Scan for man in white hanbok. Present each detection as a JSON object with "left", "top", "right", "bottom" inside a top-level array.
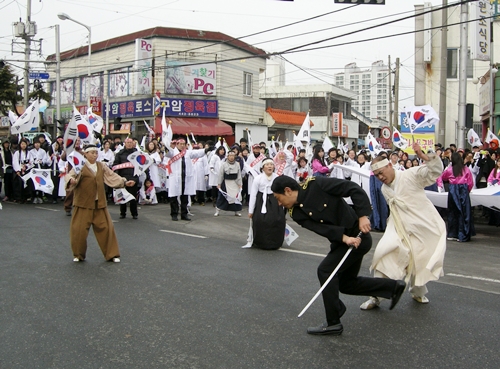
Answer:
[
  {"left": 361, "top": 143, "right": 446, "bottom": 309},
  {"left": 192, "top": 144, "right": 209, "bottom": 205},
  {"left": 165, "top": 138, "right": 210, "bottom": 221}
]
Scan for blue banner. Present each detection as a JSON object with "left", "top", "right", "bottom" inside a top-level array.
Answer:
[
  {"left": 104, "top": 98, "right": 154, "bottom": 119},
  {"left": 161, "top": 98, "right": 218, "bottom": 118}
]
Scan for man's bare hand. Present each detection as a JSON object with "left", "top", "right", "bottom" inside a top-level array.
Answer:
[{"left": 358, "top": 216, "right": 371, "bottom": 234}]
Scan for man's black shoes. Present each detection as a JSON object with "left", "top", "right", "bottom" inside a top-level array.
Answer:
[
  {"left": 119, "top": 214, "right": 126, "bottom": 219},
  {"left": 390, "top": 280, "right": 406, "bottom": 310},
  {"left": 132, "top": 215, "right": 138, "bottom": 220},
  {"left": 171, "top": 215, "right": 178, "bottom": 221},
  {"left": 307, "top": 322, "right": 343, "bottom": 336},
  {"left": 181, "top": 216, "right": 191, "bottom": 221}
]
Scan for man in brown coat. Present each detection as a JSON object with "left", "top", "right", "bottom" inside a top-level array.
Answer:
[{"left": 66, "top": 145, "right": 135, "bottom": 263}]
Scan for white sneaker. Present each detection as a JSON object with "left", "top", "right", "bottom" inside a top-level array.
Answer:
[
  {"left": 112, "top": 257, "right": 121, "bottom": 263},
  {"left": 411, "top": 294, "right": 429, "bottom": 304},
  {"left": 214, "top": 208, "right": 219, "bottom": 217},
  {"left": 73, "top": 258, "right": 80, "bottom": 262},
  {"left": 360, "top": 296, "right": 380, "bottom": 310},
  {"left": 446, "top": 237, "right": 459, "bottom": 241},
  {"left": 235, "top": 212, "right": 241, "bottom": 217}
]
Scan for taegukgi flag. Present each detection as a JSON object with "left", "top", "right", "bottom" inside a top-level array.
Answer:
[
  {"left": 127, "top": 152, "right": 153, "bottom": 176},
  {"left": 29, "top": 169, "right": 54, "bottom": 194},
  {"left": 467, "top": 128, "right": 482, "bottom": 147},
  {"left": 284, "top": 223, "right": 299, "bottom": 246},
  {"left": 10, "top": 99, "right": 40, "bottom": 134},
  {"left": 68, "top": 150, "right": 86, "bottom": 175},
  {"left": 406, "top": 105, "right": 439, "bottom": 133},
  {"left": 392, "top": 127, "right": 408, "bottom": 150},
  {"left": 113, "top": 188, "right": 135, "bottom": 204}
]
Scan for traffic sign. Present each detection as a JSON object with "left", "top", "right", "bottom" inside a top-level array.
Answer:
[
  {"left": 381, "top": 126, "right": 391, "bottom": 140},
  {"left": 29, "top": 72, "right": 49, "bottom": 79}
]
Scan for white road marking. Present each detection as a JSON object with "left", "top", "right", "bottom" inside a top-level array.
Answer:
[
  {"left": 280, "top": 248, "right": 326, "bottom": 257},
  {"left": 159, "top": 230, "right": 207, "bottom": 239},
  {"left": 35, "top": 207, "right": 60, "bottom": 212},
  {"left": 446, "top": 273, "right": 500, "bottom": 284}
]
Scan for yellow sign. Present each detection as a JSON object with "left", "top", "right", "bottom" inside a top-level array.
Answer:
[{"left": 401, "top": 133, "right": 436, "bottom": 154}]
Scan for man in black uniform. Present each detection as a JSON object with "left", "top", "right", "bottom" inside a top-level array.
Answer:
[
  {"left": 272, "top": 176, "right": 405, "bottom": 336},
  {"left": 112, "top": 138, "right": 139, "bottom": 219}
]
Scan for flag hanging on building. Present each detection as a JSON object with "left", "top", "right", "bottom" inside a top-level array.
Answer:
[{"left": 10, "top": 99, "right": 40, "bottom": 134}]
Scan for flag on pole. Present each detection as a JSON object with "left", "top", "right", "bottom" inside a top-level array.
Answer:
[
  {"left": 10, "top": 99, "right": 40, "bottom": 134},
  {"left": 186, "top": 133, "right": 192, "bottom": 149},
  {"left": 30, "top": 169, "right": 54, "bottom": 194},
  {"left": 296, "top": 112, "right": 311, "bottom": 144},
  {"left": 8, "top": 110, "right": 18, "bottom": 126},
  {"left": 113, "top": 187, "right": 136, "bottom": 204},
  {"left": 392, "top": 127, "right": 408, "bottom": 150},
  {"left": 218, "top": 188, "right": 242, "bottom": 205},
  {"left": 127, "top": 151, "right": 153, "bottom": 176},
  {"left": 86, "top": 106, "right": 103, "bottom": 133},
  {"left": 68, "top": 150, "right": 86, "bottom": 175},
  {"left": 284, "top": 223, "right": 299, "bottom": 246},
  {"left": 485, "top": 128, "right": 499, "bottom": 143},
  {"left": 269, "top": 136, "right": 277, "bottom": 159},
  {"left": 322, "top": 135, "right": 334, "bottom": 153},
  {"left": 246, "top": 128, "right": 254, "bottom": 148},
  {"left": 63, "top": 106, "right": 80, "bottom": 156},
  {"left": 144, "top": 120, "right": 156, "bottom": 138},
  {"left": 406, "top": 105, "right": 439, "bottom": 133},
  {"left": 366, "top": 132, "right": 382, "bottom": 156},
  {"left": 139, "top": 135, "right": 147, "bottom": 151},
  {"left": 467, "top": 128, "right": 482, "bottom": 147},
  {"left": 77, "top": 110, "right": 96, "bottom": 146},
  {"left": 223, "top": 138, "right": 230, "bottom": 154},
  {"left": 191, "top": 132, "right": 197, "bottom": 145},
  {"left": 161, "top": 106, "right": 172, "bottom": 146}
]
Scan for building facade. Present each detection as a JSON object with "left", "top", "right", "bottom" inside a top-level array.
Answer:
[
  {"left": 334, "top": 60, "right": 391, "bottom": 122},
  {"left": 45, "top": 27, "right": 268, "bottom": 143}
]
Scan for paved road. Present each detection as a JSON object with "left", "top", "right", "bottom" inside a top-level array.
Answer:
[{"left": 1, "top": 201, "right": 499, "bottom": 368}]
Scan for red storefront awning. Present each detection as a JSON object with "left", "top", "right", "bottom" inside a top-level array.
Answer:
[{"left": 154, "top": 117, "right": 233, "bottom": 136}]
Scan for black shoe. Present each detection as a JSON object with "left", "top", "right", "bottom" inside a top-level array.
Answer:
[
  {"left": 181, "top": 216, "right": 191, "bottom": 221},
  {"left": 132, "top": 215, "right": 138, "bottom": 220},
  {"left": 390, "top": 280, "right": 406, "bottom": 310},
  {"left": 119, "top": 214, "right": 126, "bottom": 219},
  {"left": 171, "top": 215, "right": 178, "bottom": 221},
  {"left": 66, "top": 210, "right": 71, "bottom": 216},
  {"left": 52, "top": 200, "right": 58, "bottom": 204},
  {"left": 307, "top": 322, "right": 343, "bottom": 336}
]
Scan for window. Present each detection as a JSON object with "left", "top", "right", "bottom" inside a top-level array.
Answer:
[
  {"left": 292, "top": 98, "right": 309, "bottom": 112},
  {"left": 243, "top": 72, "right": 253, "bottom": 96},
  {"left": 447, "top": 49, "right": 473, "bottom": 79}
]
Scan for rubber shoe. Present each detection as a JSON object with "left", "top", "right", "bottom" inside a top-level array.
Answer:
[
  {"left": 360, "top": 296, "right": 381, "bottom": 310},
  {"left": 235, "top": 212, "right": 242, "bottom": 217},
  {"left": 214, "top": 208, "right": 219, "bottom": 217},
  {"left": 411, "top": 294, "right": 429, "bottom": 304},
  {"left": 112, "top": 257, "right": 121, "bottom": 263}
]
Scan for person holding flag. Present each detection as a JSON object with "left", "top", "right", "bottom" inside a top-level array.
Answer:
[
  {"left": 214, "top": 151, "right": 243, "bottom": 217},
  {"left": 112, "top": 138, "right": 140, "bottom": 219},
  {"left": 66, "top": 144, "right": 136, "bottom": 263},
  {"left": 12, "top": 138, "right": 33, "bottom": 203}
]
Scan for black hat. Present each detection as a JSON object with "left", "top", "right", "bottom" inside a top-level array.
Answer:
[{"left": 434, "top": 143, "right": 443, "bottom": 148}]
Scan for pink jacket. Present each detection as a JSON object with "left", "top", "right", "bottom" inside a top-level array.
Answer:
[
  {"left": 311, "top": 158, "right": 330, "bottom": 174},
  {"left": 437, "top": 166, "right": 474, "bottom": 192},
  {"left": 487, "top": 168, "right": 500, "bottom": 185}
]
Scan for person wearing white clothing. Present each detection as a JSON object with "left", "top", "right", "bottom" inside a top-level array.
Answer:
[
  {"left": 247, "top": 158, "right": 285, "bottom": 250},
  {"left": 192, "top": 144, "right": 209, "bottom": 205},
  {"left": 208, "top": 146, "right": 226, "bottom": 206},
  {"left": 165, "top": 138, "right": 211, "bottom": 221}
]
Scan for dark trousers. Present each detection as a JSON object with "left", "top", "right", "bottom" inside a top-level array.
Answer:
[
  {"left": 119, "top": 183, "right": 138, "bottom": 216},
  {"left": 2, "top": 171, "right": 14, "bottom": 199},
  {"left": 13, "top": 174, "right": 33, "bottom": 202},
  {"left": 170, "top": 195, "right": 188, "bottom": 217},
  {"left": 318, "top": 233, "right": 397, "bottom": 325}
]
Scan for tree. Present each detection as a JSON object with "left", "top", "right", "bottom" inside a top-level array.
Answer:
[
  {"left": 0, "top": 64, "right": 23, "bottom": 116},
  {"left": 28, "top": 79, "right": 52, "bottom": 103}
]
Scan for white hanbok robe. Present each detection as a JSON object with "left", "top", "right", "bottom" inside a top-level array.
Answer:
[
  {"left": 139, "top": 186, "right": 158, "bottom": 205},
  {"left": 28, "top": 148, "right": 50, "bottom": 168},
  {"left": 370, "top": 155, "right": 446, "bottom": 288},
  {"left": 57, "top": 159, "right": 68, "bottom": 197},
  {"left": 243, "top": 153, "right": 264, "bottom": 193},
  {"left": 350, "top": 162, "right": 371, "bottom": 200},
  {"left": 98, "top": 149, "right": 115, "bottom": 168},
  {"left": 208, "top": 154, "right": 223, "bottom": 187},
  {"left": 165, "top": 148, "right": 207, "bottom": 197},
  {"left": 193, "top": 155, "right": 209, "bottom": 191},
  {"left": 147, "top": 151, "right": 162, "bottom": 188}
]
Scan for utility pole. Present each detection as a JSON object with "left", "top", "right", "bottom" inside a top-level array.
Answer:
[
  {"left": 55, "top": 24, "right": 61, "bottom": 138},
  {"left": 388, "top": 55, "right": 393, "bottom": 128},
  {"left": 23, "top": 0, "right": 32, "bottom": 108},
  {"left": 438, "top": 0, "right": 448, "bottom": 146},
  {"left": 457, "top": 2, "right": 468, "bottom": 149},
  {"left": 393, "top": 57, "right": 400, "bottom": 129}
]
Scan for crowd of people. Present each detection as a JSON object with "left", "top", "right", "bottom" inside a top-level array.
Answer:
[{"left": 2, "top": 131, "right": 499, "bottom": 336}]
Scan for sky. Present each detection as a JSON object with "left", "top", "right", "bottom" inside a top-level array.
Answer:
[{"left": 0, "top": 0, "right": 450, "bottom": 107}]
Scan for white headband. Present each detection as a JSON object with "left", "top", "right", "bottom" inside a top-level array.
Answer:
[
  {"left": 84, "top": 147, "right": 98, "bottom": 153},
  {"left": 370, "top": 158, "right": 389, "bottom": 171}
]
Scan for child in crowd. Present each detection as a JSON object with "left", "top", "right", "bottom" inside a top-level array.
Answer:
[{"left": 138, "top": 179, "right": 158, "bottom": 205}]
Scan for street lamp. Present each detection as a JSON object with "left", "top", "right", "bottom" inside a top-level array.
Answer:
[{"left": 57, "top": 12, "right": 91, "bottom": 109}]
